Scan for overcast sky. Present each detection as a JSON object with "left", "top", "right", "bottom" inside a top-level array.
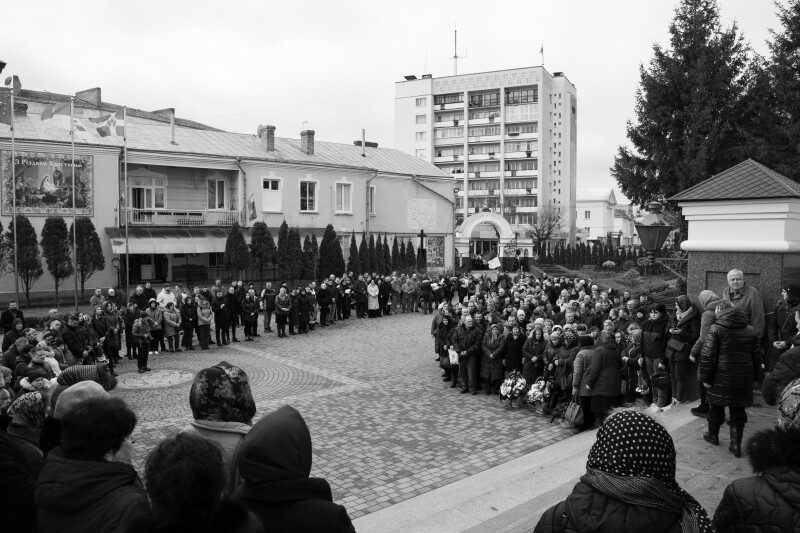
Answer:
[{"left": 2, "top": 0, "right": 781, "bottom": 204}]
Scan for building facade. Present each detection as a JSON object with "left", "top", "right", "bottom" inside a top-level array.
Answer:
[
  {"left": 575, "top": 188, "right": 638, "bottom": 246},
  {"left": 394, "top": 66, "right": 577, "bottom": 249},
  {"left": 0, "top": 80, "right": 454, "bottom": 300}
]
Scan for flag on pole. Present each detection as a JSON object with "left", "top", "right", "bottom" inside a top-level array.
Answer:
[
  {"left": 40, "top": 102, "right": 70, "bottom": 120},
  {"left": 89, "top": 111, "right": 124, "bottom": 137}
]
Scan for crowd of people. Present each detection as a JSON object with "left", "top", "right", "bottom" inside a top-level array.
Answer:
[{"left": 1, "top": 358, "right": 356, "bottom": 532}]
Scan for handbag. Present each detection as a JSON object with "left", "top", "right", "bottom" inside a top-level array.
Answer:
[
  {"left": 560, "top": 372, "right": 573, "bottom": 390},
  {"left": 666, "top": 337, "right": 685, "bottom": 352},
  {"left": 563, "top": 395, "right": 584, "bottom": 427},
  {"left": 448, "top": 348, "right": 460, "bottom": 367},
  {"left": 650, "top": 370, "right": 671, "bottom": 389},
  {"left": 621, "top": 378, "right": 629, "bottom": 396}
]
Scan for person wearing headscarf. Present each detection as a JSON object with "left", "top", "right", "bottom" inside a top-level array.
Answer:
[
  {"left": 690, "top": 290, "right": 722, "bottom": 418},
  {"left": 2, "top": 317, "right": 25, "bottom": 352},
  {"left": 182, "top": 361, "right": 256, "bottom": 491},
  {"left": 534, "top": 409, "right": 714, "bottom": 533},
  {"left": 274, "top": 287, "right": 292, "bottom": 338},
  {"left": 6, "top": 391, "right": 46, "bottom": 475},
  {"left": 571, "top": 335, "right": 597, "bottom": 433},
  {"left": 521, "top": 326, "right": 547, "bottom": 385},
  {"left": 481, "top": 322, "right": 507, "bottom": 395},
  {"left": 587, "top": 330, "right": 623, "bottom": 424},
  {"left": 712, "top": 377, "right": 800, "bottom": 532},
  {"left": 235, "top": 405, "right": 355, "bottom": 532}
]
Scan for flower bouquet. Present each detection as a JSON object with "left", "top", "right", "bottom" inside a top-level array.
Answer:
[
  {"left": 524, "top": 375, "right": 552, "bottom": 414},
  {"left": 500, "top": 371, "right": 527, "bottom": 408},
  {"left": 636, "top": 369, "right": 650, "bottom": 395}
]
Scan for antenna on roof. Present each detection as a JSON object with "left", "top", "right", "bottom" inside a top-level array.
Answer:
[
  {"left": 302, "top": 120, "right": 307, "bottom": 131},
  {"left": 451, "top": 24, "right": 467, "bottom": 76}
]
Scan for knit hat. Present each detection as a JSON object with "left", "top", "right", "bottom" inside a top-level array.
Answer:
[
  {"left": 0, "top": 365, "right": 11, "bottom": 380},
  {"left": 778, "top": 378, "right": 800, "bottom": 430},
  {"left": 785, "top": 283, "right": 800, "bottom": 300},
  {"left": 652, "top": 302, "right": 667, "bottom": 315},
  {"left": 26, "top": 367, "right": 49, "bottom": 382},
  {"left": 190, "top": 361, "right": 256, "bottom": 424}
]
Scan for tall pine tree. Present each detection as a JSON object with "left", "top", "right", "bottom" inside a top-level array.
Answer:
[
  {"left": 69, "top": 217, "right": 104, "bottom": 301},
  {"left": 405, "top": 240, "right": 416, "bottom": 274},
  {"left": 302, "top": 234, "right": 315, "bottom": 281},
  {"left": 40, "top": 216, "right": 73, "bottom": 306},
  {"left": 382, "top": 234, "right": 392, "bottom": 276},
  {"left": 249, "top": 221, "right": 276, "bottom": 283},
  {"left": 310, "top": 234, "right": 319, "bottom": 281},
  {"left": 391, "top": 235, "right": 401, "bottom": 273},
  {"left": 347, "top": 231, "right": 360, "bottom": 277},
  {"left": 224, "top": 222, "right": 249, "bottom": 281},
  {"left": 276, "top": 220, "right": 290, "bottom": 281},
  {"left": 8, "top": 215, "right": 43, "bottom": 306},
  {"left": 286, "top": 227, "right": 303, "bottom": 282},
  {"left": 318, "top": 224, "right": 345, "bottom": 279},
  {"left": 368, "top": 233, "right": 377, "bottom": 275},
  {"left": 375, "top": 233, "right": 386, "bottom": 276},
  {"left": 358, "top": 232, "right": 369, "bottom": 276},
  {"left": 611, "top": 0, "right": 753, "bottom": 206}
]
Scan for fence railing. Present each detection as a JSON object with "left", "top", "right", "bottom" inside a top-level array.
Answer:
[{"left": 124, "top": 208, "right": 242, "bottom": 227}]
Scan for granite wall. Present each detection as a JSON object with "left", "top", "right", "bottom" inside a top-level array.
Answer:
[{"left": 687, "top": 251, "right": 783, "bottom": 309}]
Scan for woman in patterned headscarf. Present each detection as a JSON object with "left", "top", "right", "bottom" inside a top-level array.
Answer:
[
  {"left": 6, "top": 391, "right": 47, "bottom": 473},
  {"left": 534, "top": 409, "right": 713, "bottom": 533},
  {"left": 182, "top": 361, "right": 256, "bottom": 493}
]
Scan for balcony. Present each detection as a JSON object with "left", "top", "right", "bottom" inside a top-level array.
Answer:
[
  {"left": 468, "top": 135, "right": 501, "bottom": 143},
  {"left": 124, "top": 208, "right": 243, "bottom": 227},
  {"left": 514, "top": 169, "right": 538, "bottom": 177},
  {"left": 505, "top": 131, "right": 537, "bottom": 140},
  {"left": 505, "top": 150, "right": 538, "bottom": 159},
  {"left": 434, "top": 137, "right": 464, "bottom": 147}
]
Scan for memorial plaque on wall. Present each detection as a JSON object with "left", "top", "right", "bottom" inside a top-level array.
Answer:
[{"left": 426, "top": 236, "right": 445, "bottom": 268}]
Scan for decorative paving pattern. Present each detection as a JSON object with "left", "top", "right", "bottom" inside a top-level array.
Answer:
[
  {"left": 111, "top": 315, "right": 573, "bottom": 519},
  {"left": 115, "top": 369, "right": 196, "bottom": 389}
]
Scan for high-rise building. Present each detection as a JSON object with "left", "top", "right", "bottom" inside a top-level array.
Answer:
[{"left": 395, "top": 66, "right": 577, "bottom": 248}]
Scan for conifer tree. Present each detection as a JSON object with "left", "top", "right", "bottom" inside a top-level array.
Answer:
[
  {"left": 358, "top": 232, "right": 369, "bottom": 276},
  {"left": 375, "top": 233, "right": 385, "bottom": 276},
  {"left": 391, "top": 235, "right": 401, "bottom": 272},
  {"left": 286, "top": 227, "right": 302, "bottom": 282},
  {"left": 8, "top": 215, "right": 43, "bottom": 306},
  {"left": 223, "top": 222, "right": 249, "bottom": 281},
  {"left": 41, "top": 216, "right": 73, "bottom": 306},
  {"left": 347, "top": 231, "right": 360, "bottom": 278},
  {"left": 69, "top": 217, "right": 104, "bottom": 301},
  {"left": 368, "top": 233, "right": 378, "bottom": 275},
  {"left": 249, "top": 221, "right": 276, "bottom": 284},
  {"left": 405, "top": 240, "right": 416, "bottom": 274},
  {"left": 302, "top": 234, "right": 315, "bottom": 281},
  {"left": 276, "top": 220, "right": 290, "bottom": 281},
  {"left": 382, "top": 234, "right": 392, "bottom": 276}
]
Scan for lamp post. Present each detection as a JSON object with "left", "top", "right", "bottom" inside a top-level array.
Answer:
[
  {"left": 112, "top": 257, "right": 120, "bottom": 290},
  {"left": 634, "top": 202, "right": 673, "bottom": 265}
]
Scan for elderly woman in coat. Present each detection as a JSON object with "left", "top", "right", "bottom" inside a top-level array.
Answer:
[
  {"left": 481, "top": 323, "right": 506, "bottom": 395},
  {"left": 162, "top": 301, "right": 180, "bottom": 352},
  {"left": 699, "top": 300, "right": 762, "bottom": 458},
  {"left": 665, "top": 295, "right": 700, "bottom": 405},
  {"left": 367, "top": 279, "right": 380, "bottom": 318},
  {"left": 571, "top": 335, "right": 596, "bottom": 432},
  {"left": 587, "top": 330, "right": 622, "bottom": 424}
]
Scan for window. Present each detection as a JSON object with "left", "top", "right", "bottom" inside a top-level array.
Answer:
[
  {"left": 434, "top": 93, "right": 464, "bottom": 105},
  {"left": 433, "top": 127, "right": 463, "bottom": 139},
  {"left": 505, "top": 104, "right": 537, "bottom": 122},
  {"left": 415, "top": 114, "right": 426, "bottom": 124},
  {"left": 261, "top": 178, "right": 282, "bottom": 212},
  {"left": 435, "top": 147, "right": 464, "bottom": 157},
  {"left": 415, "top": 149, "right": 427, "bottom": 159},
  {"left": 468, "top": 93, "right": 500, "bottom": 107},
  {"left": 521, "top": 123, "right": 538, "bottom": 133},
  {"left": 505, "top": 160, "right": 538, "bottom": 171},
  {"left": 300, "top": 181, "right": 316, "bottom": 212},
  {"left": 415, "top": 97, "right": 427, "bottom": 107},
  {"left": 506, "top": 87, "right": 538, "bottom": 104},
  {"left": 505, "top": 141, "right": 537, "bottom": 153},
  {"left": 435, "top": 112, "right": 463, "bottom": 122},
  {"left": 335, "top": 182, "right": 351, "bottom": 213},
  {"left": 584, "top": 210, "right": 591, "bottom": 219},
  {"left": 207, "top": 178, "right": 225, "bottom": 209},
  {"left": 129, "top": 176, "right": 165, "bottom": 209},
  {"left": 415, "top": 132, "right": 426, "bottom": 141},
  {"left": 208, "top": 252, "right": 224, "bottom": 267},
  {"left": 467, "top": 144, "right": 500, "bottom": 155},
  {"left": 369, "top": 186, "right": 376, "bottom": 215},
  {"left": 467, "top": 125, "right": 500, "bottom": 136}
]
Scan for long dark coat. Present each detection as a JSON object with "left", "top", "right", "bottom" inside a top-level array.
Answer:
[{"left": 504, "top": 332, "right": 527, "bottom": 373}]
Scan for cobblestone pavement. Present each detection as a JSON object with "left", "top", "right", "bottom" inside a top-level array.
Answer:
[{"left": 111, "top": 313, "right": 572, "bottom": 519}]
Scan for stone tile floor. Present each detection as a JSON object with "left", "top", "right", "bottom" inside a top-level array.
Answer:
[{"left": 111, "top": 313, "right": 572, "bottom": 519}]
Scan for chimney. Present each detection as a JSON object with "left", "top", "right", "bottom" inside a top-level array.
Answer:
[
  {"left": 76, "top": 87, "right": 101, "bottom": 107},
  {"left": 300, "top": 129, "right": 315, "bottom": 155},
  {"left": 258, "top": 124, "right": 276, "bottom": 151},
  {"left": 153, "top": 108, "right": 176, "bottom": 144}
]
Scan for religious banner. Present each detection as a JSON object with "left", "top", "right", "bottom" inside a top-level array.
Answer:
[
  {"left": 425, "top": 236, "right": 445, "bottom": 268},
  {"left": 0, "top": 151, "right": 94, "bottom": 216}
]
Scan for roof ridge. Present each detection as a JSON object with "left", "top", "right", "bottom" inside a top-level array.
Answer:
[{"left": 750, "top": 159, "right": 800, "bottom": 196}]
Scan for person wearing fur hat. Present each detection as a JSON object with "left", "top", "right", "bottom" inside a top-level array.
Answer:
[
  {"left": 766, "top": 283, "right": 800, "bottom": 370},
  {"left": 699, "top": 300, "right": 763, "bottom": 458},
  {"left": 712, "top": 378, "right": 800, "bottom": 532}
]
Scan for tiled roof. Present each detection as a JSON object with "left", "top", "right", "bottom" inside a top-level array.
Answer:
[
  {"left": 576, "top": 188, "right": 616, "bottom": 203},
  {"left": 669, "top": 159, "right": 800, "bottom": 201},
  {"left": 0, "top": 107, "right": 450, "bottom": 178}
]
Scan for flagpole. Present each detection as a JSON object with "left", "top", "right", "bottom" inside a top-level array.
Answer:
[
  {"left": 123, "top": 106, "right": 129, "bottom": 299},
  {"left": 9, "top": 80, "right": 19, "bottom": 306},
  {"left": 70, "top": 97, "right": 79, "bottom": 312}
]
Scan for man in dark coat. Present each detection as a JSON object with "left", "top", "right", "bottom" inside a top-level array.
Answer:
[
  {"left": 317, "top": 283, "right": 332, "bottom": 327},
  {"left": 0, "top": 301, "right": 24, "bottom": 334},
  {"left": 378, "top": 276, "right": 392, "bottom": 316},
  {"left": 142, "top": 281, "right": 157, "bottom": 302},
  {"left": 61, "top": 313, "right": 90, "bottom": 365},
  {"left": 235, "top": 405, "right": 355, "bottom": 532},
  {"left": 261, "top": 282, "right": 276, "bottom": 333},
  {"left": 353, "top": 276, "right": 368, "bottom": 318},
  {"left": 128, "top": 286, "right": 149, "bottom": 312},
  {"left": 700, "top": 301, "right": 762, "bottom": 458},
  {"left": 212, "top": 290, "right": 230, "bottom": 346},
  {"left": 225, "top": 287, "right": 240, "bottom": 342}
]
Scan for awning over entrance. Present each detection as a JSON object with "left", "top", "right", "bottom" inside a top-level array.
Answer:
[{"left": 105, "top": 227, "right": 232, "bottom": 254}]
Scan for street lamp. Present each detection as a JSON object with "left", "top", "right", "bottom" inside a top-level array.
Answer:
[{"left": 634, "top": 201, "right": 673, "bottom": 264}]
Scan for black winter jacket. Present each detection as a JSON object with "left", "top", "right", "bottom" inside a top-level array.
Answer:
[
  {"left": 699, "top": 307, "right": 762, "bottom": 407},
  {"left": 641, "top": 314, "right": 670, "bottom": 362},
  {"left": 451, "top": 324, "right": 481, "bottom": 358},
  {"left": 764, "top": 346, "right": 800, "bottom": 405},
  {"left": 713, "top": 427, "right": 800, "bottom": 533}
]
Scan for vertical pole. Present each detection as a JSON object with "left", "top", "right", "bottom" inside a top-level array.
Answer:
[
  {"left": 71, "top": 98, "right": 79, "bottom": 311},
  {"left": 124, "top": 106, "right": 129, "bottom": 298},
  {"left": 9, "top": 84, "right": 19, "bottom": 306}
]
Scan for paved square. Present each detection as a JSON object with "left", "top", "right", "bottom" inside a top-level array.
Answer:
[{"left": 111, "top": 314, "right": 573, "bottom": 519}]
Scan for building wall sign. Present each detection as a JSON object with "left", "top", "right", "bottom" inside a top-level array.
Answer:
[
  {"left": 1, "top": 151, "right": 94, "bottom": 216},
  {"left": 426, "top": 236, "right": 445, "bottom": 268},
  {"left": 407, "top": 198, "right": 436, "bottom": 230}
]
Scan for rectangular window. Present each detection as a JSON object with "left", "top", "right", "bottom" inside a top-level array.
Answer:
[
  {"left": 584, "top": 210, "right": 591, "bottom": 219},
  {"left": 369, "top": 186, "right": 376, "bottom": 215},
  {"left": 435, "top": 147, "right": 464, "bottom": 157},
  {"left": 207, "top": 178, "right": 225, "bottom": 209},
  {"left": 433, "top": 127, "right": 464, "bottom": 139},
  {"left": 130, "top": 176, "right": 166, "bottom": 209},
  {"left": 415, "top": 114, "right": 426, "bottom": 124},
  {"left": 435, "top": 112, "right": 463, "bottom": 122},
  {"left": 506, "top": 87, "right": 538, "bottom": 105},
  {"left": 300, "top": 181, "right": 316, "bottom": 212},
  {"left": 261, "top": 178, "right": 282, "bottom": 212},
  {"left": 335, "top": 182, "right": 351, "bottom": 213},
  {"left": 434, "top": 93, "right": 464, "bottom": 105},
  {"left": 467, "top": 125, "right": 500, "bottom": 136},
  {"left": 505, "top": 104, "right": 537, "bottom": 123},
  {"left": 521, "top": 123, "right": 538, "bottom": 133},
  {"left": 415, "top": 149, "right": 427, "bottom": 159},
  {"left": 415, "top": 131, "right": 426, "bottom": 141},
  {"left": 415, "top": 97, "right": 427, "bottom": 107}
]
